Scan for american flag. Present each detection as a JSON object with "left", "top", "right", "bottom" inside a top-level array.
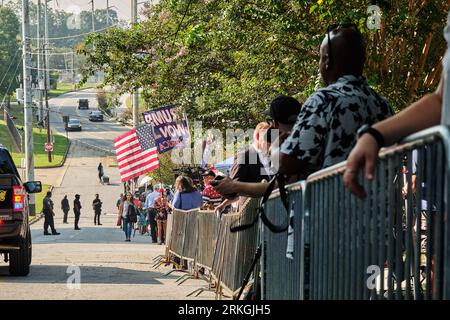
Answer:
[{"left": 114, "top": 124, "right": 159, "bottom": 182}]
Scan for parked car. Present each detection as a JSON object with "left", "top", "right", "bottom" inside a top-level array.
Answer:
[
  {"left": 78, "top": 99, "right": 89, "bottom": 110},
  {"left": 65, "top": 118, "right": 82, "bottom": 131},
  {"left": 89, "top": 110, "right": 104, "bottom": 122},
  {"left": 0, "top": 145, "right": 42, "bottom": 276}
]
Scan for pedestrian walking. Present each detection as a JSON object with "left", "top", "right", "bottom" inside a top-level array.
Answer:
[
  {"left": 74, "top": 194, "right": 82, "bottom": 230},
  {"left": 117, "top": 194, "right": 125, "bottom": 228},
  {"left": 98, "top": 162, "right": 104, "bottom": 184},
  {"left": 61, "top": 195, "right": 70, "bottom": 224},
  {"left": 43, "top": 191, "right": 60, "bottom": 235},
  {"left": 154, "top": 190, "right": 170, "bottom": 245},
  {"left": 116, "top": 194, "right": 123, "bottom": 210},
  {"left": 143, "top": 186, "right": 160, "bottom": 243},
  {"left": 120, "top": 192, "right": 137, "bottom": 241},
  {"left": 93, "top": 194, "right": 103, "bottom": 225}
]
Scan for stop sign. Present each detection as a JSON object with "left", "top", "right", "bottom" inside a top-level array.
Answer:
[{"left": 44, "top": 143, "right": 53, "bottom": 152}]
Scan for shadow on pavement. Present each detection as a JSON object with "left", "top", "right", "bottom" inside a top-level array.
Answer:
[
  {"left": 30, "top": 226, "right": 156, "bottom": 245},
  {"left": 0, "top": 264, "right": 176, "bottom": 284}
]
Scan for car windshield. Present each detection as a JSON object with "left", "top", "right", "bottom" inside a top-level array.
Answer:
[
  {"left": 92, "top": 111, "right": 102, "bottom": 115},
  {"left": 0, "top": 148, "right": 20, "bottom": 176},
  {"left": 69, "top": 119, "right": 80, "bottom": 124}
]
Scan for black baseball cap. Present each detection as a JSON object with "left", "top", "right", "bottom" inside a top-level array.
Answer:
[{"left": 263, "top": 95, "right": 302, "bottom": 124}]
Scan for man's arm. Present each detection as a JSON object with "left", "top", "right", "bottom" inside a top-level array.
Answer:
[{"left": 214, "top": 177, "right": 270, "bottom": 198}]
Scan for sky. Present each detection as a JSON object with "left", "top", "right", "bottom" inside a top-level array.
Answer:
[{"left": 4, "top": 0, "right": 156, "bottom": 21}]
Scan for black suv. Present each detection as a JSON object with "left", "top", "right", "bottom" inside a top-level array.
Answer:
[
  {"left": 78, "top": 99, "right": 89, "bottom": 110},
  {"left": 0, "top": 146, "right": 42, "bottom": 276}
]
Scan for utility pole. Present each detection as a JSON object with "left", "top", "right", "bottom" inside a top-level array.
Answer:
[
  {"left": 106, "top": 0, "right": 109, "bottom": 27},
  {"left": 21, "top": 0, "right": 36, "bottom": 215},
  {"left": 72, "top": 47, "right": 76, "bottom": 91},
  {"left": 90, "top": 0, "right": 95, "bottom": 32},
  {"left": 131, "top": 0, "right": 139, "bottom": 128},
  {"left": 36, "top": 0, "right": 44, "bottom": 123},
  {"left": 43, "top": 43, "right": 52, "bottom": 163},
  {"left": 44, "top": 0, "right": 50, "bottom": 89}
]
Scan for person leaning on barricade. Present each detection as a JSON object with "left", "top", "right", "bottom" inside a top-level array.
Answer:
[
  {"left": 171, "top": 176, "right": 203, "bottom": 210},
  {"left": 343, "top": 10, "right": 450, "bottom": 298},
  {"left": 213, "top": 24, "right": 393, "bottom": 197},
  {"left": 214, "top": 95, "right": 302, "bottom": 215},
  {"left": 201, "top": 170, "right": 223, "bottom": 210}
]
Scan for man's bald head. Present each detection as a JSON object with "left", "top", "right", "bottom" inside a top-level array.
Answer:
[{"left": 319, "top": 27, "right": 366, "bottom": 85}]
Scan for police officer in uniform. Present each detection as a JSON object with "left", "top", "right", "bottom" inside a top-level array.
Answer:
[
  {"left": 43, "top": 191, "right": 60, "bottom": 235},
  {"left": 74, "top": 194, "right": 82, "bottom": 230}
]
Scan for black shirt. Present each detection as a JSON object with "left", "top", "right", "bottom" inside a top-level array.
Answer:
[
  {"left": 74, "top": 199, "right": 82, "bottom": 213},
  {"left": 61, "top": 198, "right": 69, "bottom": 210},
  {"left": 93, "top": 198, "right": 102, "bottom": 212},
  {"left": 229, "top": 145, "right": 270, "bottom": 183}
]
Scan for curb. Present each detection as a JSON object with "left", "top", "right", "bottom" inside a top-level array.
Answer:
[
  {"left": 16, "top": 139, "right": 72, "bottom": 170},
  {"left": 35, "top": 139, "right": 72, "bottom": 169},
  {"left": 29, "top": 185, "right": 54, "bottom": 226}
]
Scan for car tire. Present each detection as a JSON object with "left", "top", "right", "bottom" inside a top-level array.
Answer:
[{"left": 9, "top": 229, "right": 31, "bottom": 276}]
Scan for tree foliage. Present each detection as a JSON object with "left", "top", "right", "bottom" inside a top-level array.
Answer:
[
  {"left": 80, "top": 0, "right": 450, "bottom": 131},
  {"left": 0, "top": 6, "right": 21, "bottom": 101}
]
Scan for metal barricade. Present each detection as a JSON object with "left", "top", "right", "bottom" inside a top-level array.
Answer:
[
  {"left": 306, "top": 125, "right": 450, "bottom": 300},
  {"left": 211, "top": 197, "right": 260, "bottom": 298},
  {"left": 261, "top": 181, "right": 307, "bottom": 300},
  {"left": 168, "top": 209, "right": 188, "bottom": 259},
  {"left": 196, "top": 210, "right": 219, "bottom": 270},
  {"left": 182, "top": 210, "right": 199, "bottom": 262}
]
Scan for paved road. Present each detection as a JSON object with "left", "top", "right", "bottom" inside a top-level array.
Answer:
[
  {"left": 49, "top": 89, "right": 130, "bottom": 153},
  {"left": 0, "top": 91, "right": 215, "bottom": 299}
]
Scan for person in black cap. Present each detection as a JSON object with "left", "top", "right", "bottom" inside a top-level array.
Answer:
[
  {"left": 214, "top": 95, "right": 302, "bottom": 214},
  {"left": 263, "top": 95, "right": 302, "bottom": 135},
  {"left": 73, "top": 194, "right": 82, "bottom": 230},
  {"left": 214, "top": 26, "right": 392, "bottom": 198}
]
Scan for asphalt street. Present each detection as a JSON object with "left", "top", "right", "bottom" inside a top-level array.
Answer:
[{"left": 0, "top": 91, "right": 215, "bottom": 300}]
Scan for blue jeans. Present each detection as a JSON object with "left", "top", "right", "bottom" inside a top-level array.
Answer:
[{"left": 122, "top": 218, "right": 132, "bottom": 239}]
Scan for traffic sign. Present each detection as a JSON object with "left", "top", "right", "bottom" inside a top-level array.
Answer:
[{"left": 44, "top": 143, "right": 53, "bottom": 152}]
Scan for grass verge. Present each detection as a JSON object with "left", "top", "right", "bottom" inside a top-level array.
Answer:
[{"left": 0, "top": 120, "right": 70, "bottom": 168}]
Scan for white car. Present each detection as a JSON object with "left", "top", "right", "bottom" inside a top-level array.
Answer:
[{"left": 65, "top": 118, "right": 82, "bottom": 131}]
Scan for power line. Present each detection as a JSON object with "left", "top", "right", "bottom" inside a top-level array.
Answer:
[
  {"left": 0, "top": 49, "right": 21, "bottom": 90},
  {"left": 26, "top": 50, "right": 75, "bottom": 56},
  {"left": 26, "top": 66, "right": 77, "bottom": 72},
  {"left": 25, "top": 24, "right": 119, "bottom": 41},
  {"left": 0, "top": 58, "right": 23, "bottom": 113}
]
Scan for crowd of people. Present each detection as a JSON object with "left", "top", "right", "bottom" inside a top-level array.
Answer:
[{"left": 41, "top": 13, "right": 450, "bottom": 258}]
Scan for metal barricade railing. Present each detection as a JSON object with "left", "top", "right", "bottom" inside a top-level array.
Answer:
[
  {"left": 196, "top": 210, "right": 219, "bottom": 270},
  {"left": 261, "top": 181, "right": 307, "bottom": 300},
  {"left": 307, "top": 125, "right": 450, "bottom": 300},
  {"left": 262, "top": 125, "right": 450, "bottom": 300},
  {"left": 211, "top": 197, "right": 260, "bottom": 298},
  {"left": 182, "top": 210, "right": 199, "bottom": 262},
  {"left": 168, "top": 208, "right": 193, "bottom": 260}
]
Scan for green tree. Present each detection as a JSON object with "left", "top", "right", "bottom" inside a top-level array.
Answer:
[
  {"left": 79, "top": 0, "right": 450, "bottom": 130},
  {"left": 0, "top": 6, "right": 21, "bottom": 104}
]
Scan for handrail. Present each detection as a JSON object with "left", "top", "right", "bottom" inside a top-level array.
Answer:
[{"left": 307, "top": 125, "right": 450, "bottom": 182}]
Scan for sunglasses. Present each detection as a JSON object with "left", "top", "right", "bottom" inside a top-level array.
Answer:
[{"left": 326, "top": 23, "right": 358, "bottom": 69}]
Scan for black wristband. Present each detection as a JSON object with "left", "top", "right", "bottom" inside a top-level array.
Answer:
[{"left": 357, "top": 125, "right": 385, "bottom": 148}]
